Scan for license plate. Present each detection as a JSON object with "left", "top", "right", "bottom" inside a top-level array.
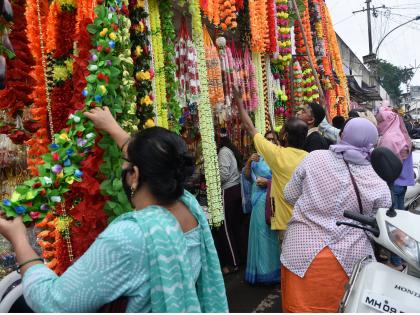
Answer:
[{"left": 362, "top": 290, "right": 414, "bottom": 313}]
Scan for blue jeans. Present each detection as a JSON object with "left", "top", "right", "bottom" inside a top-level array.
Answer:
[
  {"left": 390, "top": 185, "right": 407, "bottom": 266},
  {"left": 393, "top": 185, "right": 407, "bottom": 210}
]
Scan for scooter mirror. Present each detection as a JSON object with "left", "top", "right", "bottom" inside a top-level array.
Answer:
[{"left": 371, "top": 147, "right": 402, "bottom": 185}]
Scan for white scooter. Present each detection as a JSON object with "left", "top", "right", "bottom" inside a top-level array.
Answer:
[{"left": 338, "top": 147, "right": 420, "bottom": 313}]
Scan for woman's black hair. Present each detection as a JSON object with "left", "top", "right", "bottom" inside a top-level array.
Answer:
[
  {"left": 217, "top": 136, "right": 244, "bottom": 170},
  {"left": 127, "top": 127, "right": 195, "bottom": 205}
]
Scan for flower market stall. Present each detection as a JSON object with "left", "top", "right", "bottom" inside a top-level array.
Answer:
[{"left": 0, "top": 0, "right": 349, "bottom": 275}]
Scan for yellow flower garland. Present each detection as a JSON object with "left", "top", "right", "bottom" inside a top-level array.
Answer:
[
  {"left": 149, "top": 0, "right": 168, "bottom": 129},
  {"left": 188, "top": 0, "right": 224, "bottom": 227},
  {"left": 252, "top": 52, "right": 266, "bottom": 135}
]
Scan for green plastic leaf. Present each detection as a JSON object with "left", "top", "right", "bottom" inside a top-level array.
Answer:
[{"left": 87, "top": 24, "right": 100, "bottom": 34}]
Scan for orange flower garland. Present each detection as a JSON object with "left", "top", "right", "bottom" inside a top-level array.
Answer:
[
  {"left": 249, "top": 0, "right": 269, "bottom": 52},
  {"left": 203, "top": 26, "right": 225, "bottom": 106},
  {"left": 295, "top": 0, "right": 317, "bottom": 68},
  {"left": 25, "top": 0, "right": 50, "bottom": 176},
  {"left": 46, "top": 2, "right": 58, "bottom": 54},
  {"left": 323, "top": 2, "right": 349, "bottom": 117},
  {"left": 201, "top": 0, "right": 238, "bottom": 30}
]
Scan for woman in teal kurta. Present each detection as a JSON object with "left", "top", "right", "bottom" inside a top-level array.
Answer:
[{"left": 0, "top": 107, "right": 228, "bottom": 312}]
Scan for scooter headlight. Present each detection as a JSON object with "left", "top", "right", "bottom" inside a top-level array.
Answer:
[{"left": 386, "top": 222, "right": 420, "bottom": 266}]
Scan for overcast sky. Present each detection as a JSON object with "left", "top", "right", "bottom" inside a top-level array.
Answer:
[{"left": 325, "top": 0, "right": 420, "bottom": 87}]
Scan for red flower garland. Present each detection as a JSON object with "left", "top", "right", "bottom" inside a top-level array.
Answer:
[
  {"left": 0, "top": 0, "right": 35, "bottom": 118},
  {"left": 266, "top": 0, "right": 277, "bottom": 53},
  {"left": 64, "top": 5, "right": 108, "bottom": 269}
]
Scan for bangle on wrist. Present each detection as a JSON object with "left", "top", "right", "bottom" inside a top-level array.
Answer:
[
  {"left": 120, "top": 138, "right": 130, "bottom": 152},
  {"left": 17, "top": 258, "right": 43, "bottom": 273}
]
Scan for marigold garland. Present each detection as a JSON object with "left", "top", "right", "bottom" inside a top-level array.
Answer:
[
  {"left": 200, "top": 0, "right": 238, "bottom": 31},
  {"left": 149, "top": 0, "right": 168, "bottom": 129},
  {"left": 25, "top": 0, "right": 50, "bottom": 176},
  {"left": 188, "top": 0, "right": 224, "bottom": 226},
  {"left": 294, "top": 0, "right": 317, "bottom": 67},
  {"left": 248, "top": 0, "right": 269, "bottom": 53},
  {"left": 323, "top": 2, "right": 349, "bottom": 117},
  {"left": 203, "top": 26, "right": 224, "bottom": 107}
]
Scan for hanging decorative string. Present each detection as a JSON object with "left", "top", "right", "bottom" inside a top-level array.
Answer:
[
  {"left": 188, "top": 0, "right": 224, "bottom": 227},
  {"left": 144, "top": 0, "right": 158, "bottom": 124},
  {"left": 149, "top": 0, "right": 168, "bottom": 129},
  {"left": 252, "top": 52, "right": 266, "bottom": 135},
  {"left": 265, "top": 55, "right": 275, "bottom": 130}
]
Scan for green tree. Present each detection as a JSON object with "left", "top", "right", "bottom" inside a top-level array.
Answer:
[{"left": 376, "top": 59, "right": 414, "bottom": 103}]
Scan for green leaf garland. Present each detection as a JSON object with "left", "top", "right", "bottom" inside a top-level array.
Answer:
[
  {"left": 158, "top": 0, "right": 181, "bottom": 133},
  {"left": 0, "top": 0, "right": 137, "bottom": 221}
]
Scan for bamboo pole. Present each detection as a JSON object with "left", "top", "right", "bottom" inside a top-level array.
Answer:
[{"left": 291, "top": 0, "right": 326, "bottom": 109}]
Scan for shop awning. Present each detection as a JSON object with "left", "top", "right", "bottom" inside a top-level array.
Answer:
[{"left": 346, "top": 75, "right": 382, "bottom": 102}]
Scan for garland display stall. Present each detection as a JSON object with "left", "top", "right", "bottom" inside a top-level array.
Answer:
[{"left": 0, "top": 0, "right": 349, "bottom": 276}]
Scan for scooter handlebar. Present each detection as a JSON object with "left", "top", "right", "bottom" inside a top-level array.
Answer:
[{"left": 343, "top": 210, "right": 377, "bottom": 227}]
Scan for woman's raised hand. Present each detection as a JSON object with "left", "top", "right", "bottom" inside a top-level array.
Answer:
[{"left": 84, "top": 106, "right": 119, "bottom": 134}]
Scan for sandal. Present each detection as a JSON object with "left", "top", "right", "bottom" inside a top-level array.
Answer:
[{"left": 222, "top": 266, "right": 239, "bottom": 276}]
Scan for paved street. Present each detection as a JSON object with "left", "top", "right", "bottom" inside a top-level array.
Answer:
[{"left": 224, "top": 268, "right": 282, "bottom": 313}]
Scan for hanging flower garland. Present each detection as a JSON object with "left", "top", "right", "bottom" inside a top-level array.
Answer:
[
  {"left": 188, "top": 0, "right": 224, "bottom": 227},
  {"left": 243, "top": 48, "right": 258, "bottom": 111},
  {"left": 295, "top": 0, "right": 317, "bottom": 67},
  {"left": 309, "top": 0, "right": 333, "bottom": 96},
  {"left": 266, "top": 56, "right": 275, "bottom": 128},
  {"left": 25, "top": 0, "right": 50, "bottom": 176},
  {"left": 252, "top": 52, "right": 266, "bottom": 134},
  {"left": 129, "top": 0, "right": 155, "bottom": 130},
  {"left": 266, "top": 0, "right": 277, "bottom": 53},
  {"left": 0, "top": 0, "right": 36, "bottom": 144},
  {"left": 323, "top": 2, "right": 349, "bottom": 117},
  {"left": 203, "top": 26, "right": 224, "bottom": 108},
  {"left": 0, "top": 2, "right": 136, "bottom": 222},
  {"left": 293, "top": 60, "right": 304, "bottom": 107},
  {"left": 57, "top": 0, "right": 109, "bottom": 272},
  {"left": 33, "top": 0, "right": 78, "bottom": 274},
  {"left": 216, "top": 36, "right": 235, "bottom": 110},
  {"left": 273, "top": 0, "right": 292, "bottom": 70},
  {"left": 47, "top": 0, "right": 78, "bottom": 135},
  {"left": 175, "top": 18, "right": 200, "bottom": 108},
  {"left": 149, "top": 0, "right": 168, "bottom": 129},
  {"left": 248, "top": 0, "right": 269, "bottom": 53},
  {"left": 273, "top": 87, "right": 288, "bottom": 128},
  {"left": 318, "top": 0, "right": 336, "bottom": 112},
  {"left": 158, "top": 0, "right": 181, "bottom": 132},
  {"left": 300, "top": 58, "right": 320, "bottom": 103},
  {"left": 200, "top": 0, "right": 238, "bottom": 31}
]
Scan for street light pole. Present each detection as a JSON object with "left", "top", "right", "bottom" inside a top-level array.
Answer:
[{"left": 375, "top": 16, "right": 420, "bottom": 56}]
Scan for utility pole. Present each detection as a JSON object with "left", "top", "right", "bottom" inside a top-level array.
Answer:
[
  {"left": 352, "top": 2, "right": 387, "bottom": 64},
  {"left": 366, "top": 0, "right": 373, "bottom": 55}
]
